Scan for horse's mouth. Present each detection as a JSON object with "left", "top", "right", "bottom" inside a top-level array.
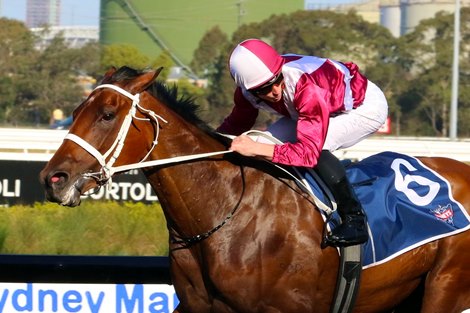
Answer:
[{"left": 45, "top": 175, "right": 93, "bottom": 207}]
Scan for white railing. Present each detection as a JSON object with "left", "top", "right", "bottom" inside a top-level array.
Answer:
[
  {"left": 333, "top": 136, "right": 470, "bottom": 163},
  {"left": 1, "top": 128, "right": 470, "bottom": 162},
  {"left": 0, "top": 128, "right": 67, "bottom": 161}
]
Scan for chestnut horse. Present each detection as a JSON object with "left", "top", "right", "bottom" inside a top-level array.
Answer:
[{"left": 40, "top": 66, "right": 470, "bottom": 313}]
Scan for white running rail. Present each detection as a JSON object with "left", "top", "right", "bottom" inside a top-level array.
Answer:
[{"left": 1, "top": 128, "right": 470, "bottom": 163}]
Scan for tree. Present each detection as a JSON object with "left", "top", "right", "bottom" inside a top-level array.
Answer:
[
  {"left": 0, "top": 18, "right": 38, "bottom": 122},
  {"left": 101, "top": 44, "right": 151, "bottom": 72},
  {"left": 204, "top": 51, "right": 236, "bottom": 127},
  {"left": 0, "top": 18, "right": 103, "bottom": 126},
  {"left": 69, "top": 41, "right": 101, "bottom": 77},
  {"left": 0, "top": 18, "right": 37, "bottom": 74},
  {"left": 190, "top": 26, "right": 229, "bottom": 78},
  {"left": 398, "top": 8, "right": 470, "bottom": 137},
  {"left": 151, "top": 50, "right": 175, "bottom": 81},
  {"left": 9, "top": 35, "right": 85, "bottom": 125}
]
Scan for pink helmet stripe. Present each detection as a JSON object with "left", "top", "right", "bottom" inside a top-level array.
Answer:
[
  {"left": 240, "top": 40, "right": 283, "bottom": 77},
  {"left": 229, "top": 39, "right": 284, "bottom": 90}
]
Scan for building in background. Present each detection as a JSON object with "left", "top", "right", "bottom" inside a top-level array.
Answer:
[
  {"left": 31, "top": 25, "right": 99, "bottom": 49},
  {"left": 306, "top": 0, "right": 470, "bottom": 37},
  {"left": 305, "top": 0, "right": 380, "bottom": 24},
  {"left": 382, "top": 0, "right": 470, "bottom": 36},
  {"left": 26, "top": 0, "right": 61, "bottom": 28}
]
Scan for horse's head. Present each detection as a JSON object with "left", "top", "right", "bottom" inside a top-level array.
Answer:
[{"left": 40, "top": 66, "right": 165, "bottom": 206}]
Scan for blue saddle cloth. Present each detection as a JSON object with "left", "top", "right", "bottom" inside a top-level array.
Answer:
[{"left": 300, "top": 151, "right": 470, "bottom": 268}]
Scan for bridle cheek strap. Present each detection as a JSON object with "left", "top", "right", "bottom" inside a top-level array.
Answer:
[{"left": 63, "top": 84, "right": 163, "bottom": 186}]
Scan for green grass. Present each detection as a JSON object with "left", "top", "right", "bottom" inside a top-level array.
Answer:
[{"left": 0, "top": 201, "right": 169, "bottom": 256}]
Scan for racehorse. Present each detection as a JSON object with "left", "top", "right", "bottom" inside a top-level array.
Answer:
[{"left": 40, "top": 66, "right": 470, "bottom": 313}]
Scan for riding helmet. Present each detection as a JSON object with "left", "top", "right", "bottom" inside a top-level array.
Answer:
[{"left": 229, "top": 39, "right": 285, "bottom": 90}]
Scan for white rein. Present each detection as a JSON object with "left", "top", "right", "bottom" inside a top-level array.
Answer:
[
  {"left": 64, "top": 83, "right": 331, "bottom": 213},
  {"left": 64, "top": 84, "right": 232, "bottom": 186}
]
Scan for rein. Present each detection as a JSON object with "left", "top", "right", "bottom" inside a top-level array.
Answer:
[
  {"left": 63, "top": 83, "right": 329, "bottom": 247},
  {"left": 171, "top": 164, "right": 246, "bottom": 248},
  {"left": 65, "top": 84, "right": 232, "bottom": 186}
]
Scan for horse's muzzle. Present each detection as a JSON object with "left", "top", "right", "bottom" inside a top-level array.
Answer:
[{"left": 40, "top": 170, "right": 88, "bottom": 207}]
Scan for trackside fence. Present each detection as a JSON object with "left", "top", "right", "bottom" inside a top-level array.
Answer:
[{"left": 1, "top": 127, "right": 470, "bottom": 162}]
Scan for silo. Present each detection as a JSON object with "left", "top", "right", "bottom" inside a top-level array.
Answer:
[
  {"left": 380, "top": 0, "right": 401, "bottom": 37},
  {"left": 400, "top": 0, "right": 455, "bottom": 35}
]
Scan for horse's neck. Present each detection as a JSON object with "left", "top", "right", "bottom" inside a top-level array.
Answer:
[
  {"left": 149, "top": 159, "right": 242, "bottom": 238},
  {"left": 145, "top": 119, "right": 241, "bottom": 239}
]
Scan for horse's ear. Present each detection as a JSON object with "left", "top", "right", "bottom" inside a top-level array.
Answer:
[
  {"left": 105, "top": 66, "right": 117, "bottom": 77},
  {"left": 129, "top": 67, "right": 164, "bottom": 92},
  {"left": 154, "top": 67, "right": 163, "bottom": 78},
  {"left": 101, "top": 67, "right": 117, "bottom": 84}
]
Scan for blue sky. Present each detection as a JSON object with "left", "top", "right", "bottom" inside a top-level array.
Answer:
[{"left": 1, "top": 0, "right": 100, "bottom": 26}]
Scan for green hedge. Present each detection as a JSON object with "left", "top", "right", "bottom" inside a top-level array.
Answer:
[{"left": 0, "top": 201, "right": 168, "bottom": 256}]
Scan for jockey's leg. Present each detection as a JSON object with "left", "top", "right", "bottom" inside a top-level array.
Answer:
[{"left": 315, "top": 150, "right": 368, "bottom": 247}]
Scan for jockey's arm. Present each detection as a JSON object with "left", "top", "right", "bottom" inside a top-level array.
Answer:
[{"left": 230, "top": 135, "right": 274, "bottom": 161}]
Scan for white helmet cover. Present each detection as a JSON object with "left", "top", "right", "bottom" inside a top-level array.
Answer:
[{"left": 229, "top": 39, "right": 284, "bottom": 90}]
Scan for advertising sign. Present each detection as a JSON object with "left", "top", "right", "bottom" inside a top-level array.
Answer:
[
  {"left": 0, "top": 283, "right": 178, "bottom": 313},
  {"left": 0, "top": 161, "right": 157, "bottom": 206}
]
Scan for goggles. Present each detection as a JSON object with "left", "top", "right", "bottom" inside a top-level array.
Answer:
[{"left": 249, "top": 73, "right": 284, "bottom": 96}]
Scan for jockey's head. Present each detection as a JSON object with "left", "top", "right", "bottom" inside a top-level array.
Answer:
[{"left": 229, "top": 39, "right": 285, "bottom": 93}]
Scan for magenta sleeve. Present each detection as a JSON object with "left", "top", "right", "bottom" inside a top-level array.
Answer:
[
  {"left": 272, "top": 77, "right": 330, "bottom": 167},
  {"left": 216, "top": 88, "right": 259, "bottom": 135}
]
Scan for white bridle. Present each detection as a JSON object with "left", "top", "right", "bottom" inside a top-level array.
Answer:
[
  {"left": 64, "top": 83, "right": 232, "bottom": 186},
  {"left": 63, "top": 83, "right": 333, "bottom": 214}
]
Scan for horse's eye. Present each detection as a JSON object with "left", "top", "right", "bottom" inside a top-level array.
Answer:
[{"left": 102, "top": 112, "right": 115, "bottom": 121}]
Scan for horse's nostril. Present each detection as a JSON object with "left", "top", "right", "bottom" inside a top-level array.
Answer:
[{"left": 49, "top": 172, "right": 68, "bottom": 186}]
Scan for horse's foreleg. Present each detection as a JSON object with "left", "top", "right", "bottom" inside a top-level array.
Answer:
[{"left": 170, "top": 248, "right": 213, "bottom": 313}]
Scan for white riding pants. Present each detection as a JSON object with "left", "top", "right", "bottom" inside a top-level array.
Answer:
[{"left": 258, "top": 81, "right": 388, "bottom": 151}]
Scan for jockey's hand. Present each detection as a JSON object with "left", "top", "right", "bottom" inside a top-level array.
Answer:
[{"left": 230, "top": 135, "right": 274, "bottom": 161}]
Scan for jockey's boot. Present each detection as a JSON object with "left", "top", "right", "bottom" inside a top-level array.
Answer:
[{"left": 315, "top": 150, "right": 368, "bottom": 247}]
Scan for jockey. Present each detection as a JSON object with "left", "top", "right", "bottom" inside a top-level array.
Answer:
[{"left": 217, "top": 38, "right": 389, "bottom": 247}]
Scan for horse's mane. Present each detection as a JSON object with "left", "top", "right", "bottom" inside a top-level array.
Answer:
[
  {"left": 107, "top": 66, "right": 291, "bottom": 178},
  {"left": 108, "top": 66, "right": 211, "bottom": 132}
]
